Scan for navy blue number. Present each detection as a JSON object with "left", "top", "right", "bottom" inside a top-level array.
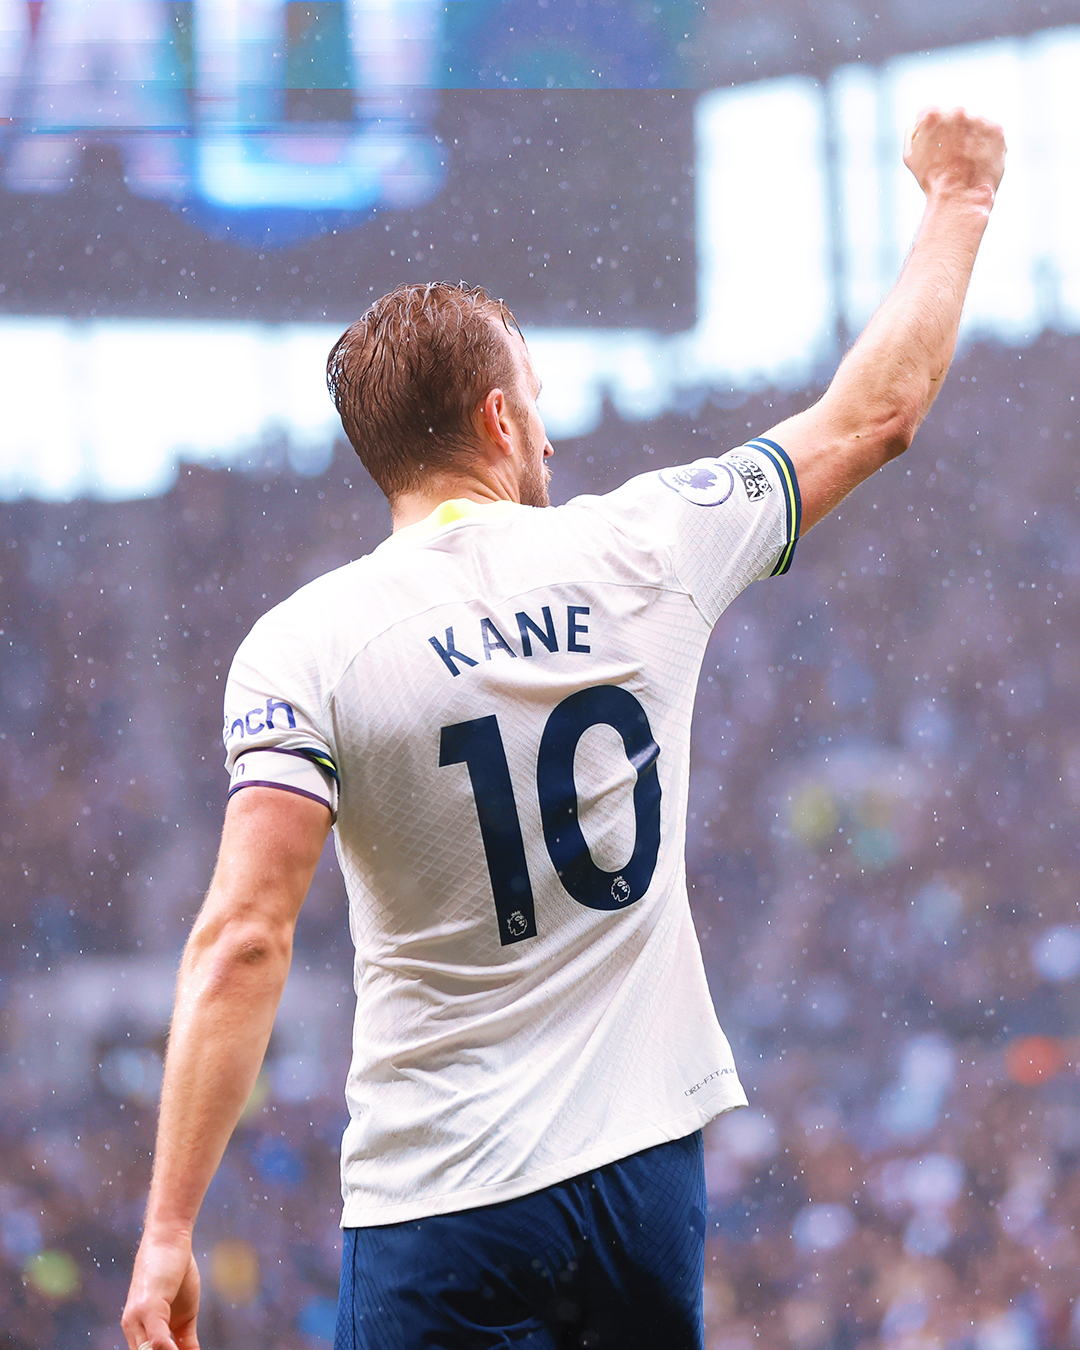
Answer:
[
  {"left": 537, "top": 686, "right": 661, "bottom": 911},
  {"left": 439, "top": 716, "right": 537, "bottom": 945},
  {"left": 440, "top": 687, "right": 661, "bottom": 942}
]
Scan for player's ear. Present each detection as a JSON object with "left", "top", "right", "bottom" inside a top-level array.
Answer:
[{"left": 480, "top": 388, "right": 514, "bottom": 457}]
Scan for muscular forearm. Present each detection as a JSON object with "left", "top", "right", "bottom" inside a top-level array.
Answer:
[
  {"left": 142, "top": 915, "right": 293, "bottom": 1240},
  {"left": 122, "top": 901, "right": 298, "bottom": 1350},
  {"left": 123, "top": 787, "right": 329, "bottom": 1350},
  {"left": 766, "top": 107, "right": 1005, "bottom": 532},
  {"left": 821, "top": 184, "right": 993, "bottom": 454}
]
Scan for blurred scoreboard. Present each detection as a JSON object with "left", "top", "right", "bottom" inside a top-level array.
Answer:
[{"left": 0, "top": 0, "right": 444, "bottom": 225}]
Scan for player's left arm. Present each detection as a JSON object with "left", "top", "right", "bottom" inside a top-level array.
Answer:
[
  {"left": 121, "top": 786, "right": 330, "bottom": 1350},
  {"left": 763, "top": 106, "right": 1006, "bottom": 532}
]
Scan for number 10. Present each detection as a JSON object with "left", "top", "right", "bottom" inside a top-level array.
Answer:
[{"left": 439, "top": 685, "right": 662, "bottom": 945}]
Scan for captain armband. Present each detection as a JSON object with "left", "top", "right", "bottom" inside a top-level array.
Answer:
[{"left": 228, "top": 747, "right": 339, "bottom": 820}]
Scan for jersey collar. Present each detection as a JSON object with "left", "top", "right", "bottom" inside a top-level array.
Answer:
[{"left": 389, "top": 498, "right": 523, "bottom": 544}]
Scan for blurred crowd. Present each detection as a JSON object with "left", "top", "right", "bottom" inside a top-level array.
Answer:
[{"left": 1, "top": 333, "right": 1078, "bottom": 1348}]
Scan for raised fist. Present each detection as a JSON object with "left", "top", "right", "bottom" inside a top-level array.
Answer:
[{"left": 904, "top": 106, "right": 1006, "bottom": 203}]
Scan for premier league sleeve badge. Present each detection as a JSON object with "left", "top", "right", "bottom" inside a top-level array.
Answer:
[{"left": 658, "top": 459, "right": 735, "bottom": 506}]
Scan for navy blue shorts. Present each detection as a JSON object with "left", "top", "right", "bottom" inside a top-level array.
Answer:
[{"left": 334, "top": 1131, "right": 706, "bottom": 1349}]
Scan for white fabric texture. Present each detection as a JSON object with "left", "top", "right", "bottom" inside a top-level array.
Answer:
[{"left": 222, "top": 439, "right": 800, "bottom": 1227}]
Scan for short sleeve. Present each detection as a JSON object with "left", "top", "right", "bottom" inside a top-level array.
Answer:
[
  {"left": 222, "top": 610, "right": 339, "bottom": 819},
  {"left": 593, "top": 437, "right": 800, "bottom": 629}
]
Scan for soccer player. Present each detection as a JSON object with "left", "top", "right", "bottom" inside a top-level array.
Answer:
[{"left": 123, "top": 107, "right": 1004, "bottom": 1350}]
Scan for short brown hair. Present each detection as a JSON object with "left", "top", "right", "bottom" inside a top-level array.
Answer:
[{"left": 326, "top": 281, "right": 523, "bottom": 500}]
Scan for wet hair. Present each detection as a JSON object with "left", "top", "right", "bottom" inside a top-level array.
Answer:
[{"left": 326, "top": 281, "right": 524, "bottom": 500}]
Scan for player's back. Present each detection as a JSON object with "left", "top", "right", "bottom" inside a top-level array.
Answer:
[{"left": 223, "top": 443, "right": 798, "bottom": 1222}]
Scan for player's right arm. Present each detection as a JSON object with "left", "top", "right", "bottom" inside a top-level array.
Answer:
[
  {"left": 121, "top": 786, "right": 330, "bottom": 1350},
  {"left": 764, "top": 106, "right": 1006, "bottom": 531}
]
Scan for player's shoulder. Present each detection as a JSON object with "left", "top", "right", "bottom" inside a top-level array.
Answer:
[
  {"left": 234, "top": 536, "right": 457, "bottom": 680},
  {"left": 232, "top": 555, "right": 380, "bottom": 680},
  {"left": 570, "top": 439, "right": 798, "bottom": 548},
  {"left": 248, "top": 556, "right": 367, "bottom": 634}
]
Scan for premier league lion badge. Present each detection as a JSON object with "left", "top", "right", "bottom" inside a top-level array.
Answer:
[{"left": 658, "top": 459, "right": 735, "bottom": 506}]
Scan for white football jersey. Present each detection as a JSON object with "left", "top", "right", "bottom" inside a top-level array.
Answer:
[{"left": 223, "top": 438, "right": 800, "bottom": 1227}]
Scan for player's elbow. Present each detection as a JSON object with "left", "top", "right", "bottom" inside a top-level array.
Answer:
[
  {"left": 223, "top": 928, "right": 287, "bottom": 967},
  {"left": 187, "top": 913, "right": 293, "bottom": 985},
  {"left": 868, "top": 399, "right": 922, "bottom": 464}
]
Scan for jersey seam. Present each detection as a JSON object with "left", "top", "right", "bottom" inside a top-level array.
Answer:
[
  {"left": 320, "top": 574, "right": 706, "bottom": 706},
  {"left": 568, "top": 495, "right": 681, "bottom": 606}
]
